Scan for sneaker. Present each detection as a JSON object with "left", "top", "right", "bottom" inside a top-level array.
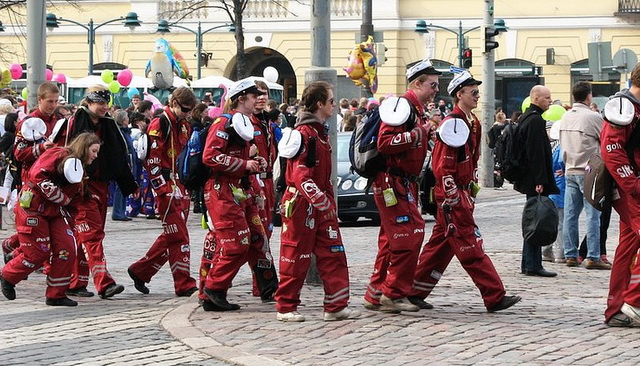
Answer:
[
  {"left": 362, "top": 299, "right": 401, "bottom": 314},
  {"left": 380, "top": 295, "right": 420, "bottom": 312},
  {"left": 407, "top": 296, "right": 434, "bottom": 310},
  {"left": 46, "top": 297, "right": 78, "bottom": 307},
  {"left": 565, "top": 258, "right": 579, "bottom": 267},
  {"left": 203, "top": 288, "right": 240, "bottom": 311},
  {"left": 487, "top": 295, "right": 522, "bottom": 313},
  {"left": 601, "top": 255, "right": 612, "bottom": 266},
  {"left": 99, "top": 283, "right": 125, "bottom": 299},
  {"left": 176, "top": 287, "right": 198, "bottom": 297},
  {"left": 608, "top": 312, "right": 640, "bottom": 327},
  {"left": 277, "top": 311, "right": 306, "bottom": 322},
  {"left": 128, "top": 268, "right": 149, "bottom": 294},
  {"left": 0, "top": 274, "right": 16, "bottom": 300},
  {"left": 324, "top": 307, "right": 361, "bottom": 321},
  {"left": 66, "top": 287, "right": 95, "bottom": 297},
  {"left": 584, "top": 259, "right": 612, "bottom": 270},
  {"left": 621, "top": 303, "right": 640, "bottom": 323}
]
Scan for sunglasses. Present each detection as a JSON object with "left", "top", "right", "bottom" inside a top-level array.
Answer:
[
  {"left": 176, "top": 101, "right": 194, "bottom": 113},
  {"left": 429, "top": 82, "right": 439, "bottom": 90},
  {"left": 469, "top": 89, "right": 480, "bottom": 97}
]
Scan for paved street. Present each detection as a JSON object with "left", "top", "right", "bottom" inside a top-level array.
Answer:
[{"left": 1, "top": 185, "right": 638, "bottom": 365}]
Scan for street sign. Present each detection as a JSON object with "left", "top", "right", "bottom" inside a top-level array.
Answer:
[
  {"left": 588, "top": 42, "right": 613, "bottom": 82},
  {"left": 449, "top": 66, "right": 467, "bottom": 74},
  {"left": 613, "top": 48, "right": 638, "bottom": 71}
]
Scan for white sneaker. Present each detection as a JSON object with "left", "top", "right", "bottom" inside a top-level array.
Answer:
[
  {"left": 324, "top": 307, "right": 361, "bottom": 321},
  {"left": 276, "top": 311, "right": 305, "bottom": 322},
  {"left": 380, "top": 295, "right": 419, "bottom": 312},
  {"left": 621, "top": 303, "right": 640, "bottom": 323}
]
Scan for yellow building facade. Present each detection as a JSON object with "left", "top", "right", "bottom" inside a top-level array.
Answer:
[{"left": 1, "top": 0, "right": 638, "bottom": 115}]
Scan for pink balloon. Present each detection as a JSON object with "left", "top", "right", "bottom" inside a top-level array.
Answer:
[
  {"left": 208, "top": 107, "right": 223, "bottom": 120},
  {"left": 45, "top": 69, "right": 53, "bottom": 81},
  {"left": 54, "top": 73, "right": 67, "bottom": 84},
  {"left": 117, "top": 69, "right": 133, "bottom": 87},
  {"left": 9, "top": 64, "right": 22, "bottom": 80}
]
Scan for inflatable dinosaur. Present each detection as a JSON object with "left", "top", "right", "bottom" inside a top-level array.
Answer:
[
  {"left": 344, "top": 35, "right": 378, "bottom": 94},
  {"left": 145, "top": 39, "right": 191, "bottom": 90}
]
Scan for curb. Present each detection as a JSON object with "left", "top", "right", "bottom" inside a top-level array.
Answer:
[{"left": 160, "top": 295, "right": 291, "bottom": 366}]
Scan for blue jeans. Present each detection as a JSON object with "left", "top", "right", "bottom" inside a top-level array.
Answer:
[
  {"left": 563, "top": 174, "right": 601, "bottom": 260},
  {"left": 112, "top": 184, "right": 128, "bottom": 219}
]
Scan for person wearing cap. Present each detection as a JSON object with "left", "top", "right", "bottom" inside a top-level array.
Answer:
[
  {"left": 363, "top": 59, "right": 440, "bottom": 313},
  {"left": 514, "top": 85, "right": 559, "bottom": 278},
  {"left": 1, "top": 132, "right": 100, "bottom": 306},
  {"left": 128, "top": 87, "right": 198, "bottom": 297},
  {"left": 200, "top": 77, "right": 272, "bottom": 311},
  {"left": 65, "top": 85, "right": 138, "bottom": 299},
  {"left": 2, "top": 82, "right": 63, "bottom": 268},
  {"left": 600, "top": 63, "right": 640, "bottom": 327},
  {"left": 408, "top": 71, "right": 521, "bottom": 313},
  {"left": 274, "top": 81, "right": 359, "bottom": 322}
]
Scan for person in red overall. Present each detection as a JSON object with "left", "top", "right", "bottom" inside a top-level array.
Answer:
[
  {"left": 128, "top": 87, "right": 198, "bottom": 297},
  {"left": 1, "top": 132, "right": 101, "bottom": 306},
  {"left": 66, "top": 85, "right": 138, "bottom": 299},
  {"left": 201, "top": 78, "right": 274, "bottom": 311},
  {"left": 274, "top": 81, "right": 359, "bottom": 322},
  {"left": 2, "top": 82, "right": 62, "bottom": 266},
  {"left": 600, "top": 64, "right": 640, "bottom": 327},
  {"left": 363, "top": 60, "right": 439, "bottom": 313},
  {"left": 408, "top": 71, "right": 521, "bottom": 312}
]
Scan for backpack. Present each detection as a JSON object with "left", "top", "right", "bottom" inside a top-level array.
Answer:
[
  {"left": 494, "top": 122, "right": 522, "bottom": 183},
  {"left": 583, "top": 154, "right": 612, "bottom": 211},
  {"left": 177, "top": 113, "right": 231, "bottom": 190},
  {"left": 349, "top": 108, "right": 384, "bottom": 178}
]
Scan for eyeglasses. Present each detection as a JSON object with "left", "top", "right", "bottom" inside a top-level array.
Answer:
[
  {"left": 176, "top": 101, "right": 193, "bottom": 113},
  {"left": 468, "top": 89, "right": 480, "bottom": 97},
  {"left": 429, "top": 82, "right": 439, "bottom": 90}
]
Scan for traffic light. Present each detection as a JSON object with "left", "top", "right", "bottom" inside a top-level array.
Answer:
[
  {"left": 485, "top": 26, "right": 500, "bottom": 52},
  {"left": 462, "top": 48, "right": 473, "bottom": 68}
]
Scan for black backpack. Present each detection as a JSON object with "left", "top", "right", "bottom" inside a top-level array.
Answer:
[{"left": 495, "top": 122, "right": 522, "bottom": 183}]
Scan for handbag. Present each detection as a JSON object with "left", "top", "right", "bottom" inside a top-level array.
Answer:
[{"left": 522, "top": 195, "right": 559, "bottom": 247}]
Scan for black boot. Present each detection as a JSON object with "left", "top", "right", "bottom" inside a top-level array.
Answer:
[
  {"left": 176, "top": 287, "right": 198, "bottom": 297},
  {"left": 99, "top": 283, "right": 125, "bottom": 299},
  {"left": 407, "top": 296, "right": 434, "bottom": 310},
  {"left": 254, "top": 264, "right": 278, "bottom": 303},
  {"left": 46, "top": 297, "right": 78, "bottom": 306},
  {"left": 487, "top": 295, "right": 522, "bottom": 313},
  {"left": 128, "top": 268, "right": 149, "bottom": 294},
  {"left": 66, "top": 286, "right": 95, "bottom": 297},
  {"left": 0, "top": 274, "right": 16, "bottom": 300},
  {"left": 203, "top": 289, "right": 240, "bottom": 311}
]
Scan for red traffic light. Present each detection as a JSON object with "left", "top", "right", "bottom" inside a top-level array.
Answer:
[{"left": 462, "top": 48, "right": 472, "bottom": 68}]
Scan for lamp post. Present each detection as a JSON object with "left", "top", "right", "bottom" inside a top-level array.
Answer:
[
  {"left": 157, "top": 20, "right": 235, "bottom": 80},
  {"left": 46, "top": 12, "right": 141, "bottom": 76}
]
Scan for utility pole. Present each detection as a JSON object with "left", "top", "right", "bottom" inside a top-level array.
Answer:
[
  {"left": 27, "top": 0, "right": 46, "bottom": 109},
  {"left": 480, "top": 0, "right": 496, "bottom": 188},
  {"left": 305, "top": 0, "right": 336, "bottom": 285},
  {"left": 360, "top": 0, "right": 373, "bottom": 98}
]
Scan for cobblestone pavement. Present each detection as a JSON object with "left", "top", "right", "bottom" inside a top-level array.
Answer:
[{"left": 2, "top": 185, "right": 639, "bottom": 365}]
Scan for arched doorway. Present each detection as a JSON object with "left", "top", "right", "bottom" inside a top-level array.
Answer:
[
  {"left": 224, "top": 47, "right": 296, "bottom": 104},
  {"left": 495, "top": 58, "right": 542, "bottom": 117}
]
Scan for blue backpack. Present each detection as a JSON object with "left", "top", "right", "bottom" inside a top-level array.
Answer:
[
  {"left": 177, "top": 113, "right": 231, "bottom": 190},
  {"left": 349, "top": 108, "right": 384, "bottom": 178}
]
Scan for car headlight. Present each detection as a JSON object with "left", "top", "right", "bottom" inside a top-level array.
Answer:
[
  {"left": 341, "top": 179, "right": 353, "bottom": 191},
  {"left": 354, "top": 177, "right": 368, "bottom": 191}
]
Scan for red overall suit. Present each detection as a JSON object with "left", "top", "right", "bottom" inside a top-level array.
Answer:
[
  {"left": 274, "top": 112, "right": 351, "bottom": 314},
  {"left": 364, "top": 90, "right": 431, "bottom": 304},
  {"left": 202, "top": 112, "right": 277, "bottom": 300},
  {"left": 2, "top": 147, "right": 80, "bottom": 299},
  {"left": 250, "top": 112, "right": 277, "bottom": 238},
  {"left": 601, "top": 105, "right": 640, "bottom": 323},
  {"left": 3, "top": 110, "right": 61, "bottom": 261},
  {"left": 410, "top": 107, "right": 506, "bottom": 309},
  {"left": 129, "top": 107, "right": 197, "bottom": 295}
]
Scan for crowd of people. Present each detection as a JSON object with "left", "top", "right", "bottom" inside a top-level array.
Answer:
[{"left": 1, "top": 61, "right": 640, "bottom": 327}]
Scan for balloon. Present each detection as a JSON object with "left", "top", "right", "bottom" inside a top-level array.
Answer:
[
  {"left": 1, "top": 70, "right": 12, "bottom": 87},
  {"left": 9, "top": 64, "right": 22, "bottom": 80},
  {"left": 45, "top": 69, "right": 53, "bottom": 81},
  {"left": 21, "top": 87, "right": 28, "bottom": 100},
  {"left": 542, "top": 104, "right": 567, "bottom": 122},
  {"left": 127, "top": 87, "right": 140, "bottom": 99},
  {"left": 521, "top": 96, "right": 531, "bottom": 113},
  {"left": 108, "top": 80, "right": 121, "bottom": 94},
  {"left": 117, "top": 69, "right": 133, "bottom": 87},
  {"left": 101, "top": 69, "right": 114, "bottom": 83},
  {"left": 54, "top": 73, "right": 67, "bottom": 84},
  {"left": 263, "top": 66, "right": 279, "bottom": 83},
  {"left": 108, "top": 94, "right": 113, "bottom": 108}
]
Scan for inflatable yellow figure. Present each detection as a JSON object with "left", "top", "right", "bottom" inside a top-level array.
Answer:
[{"left": 343, "top": 36, "right": 378, "bottom": 94}]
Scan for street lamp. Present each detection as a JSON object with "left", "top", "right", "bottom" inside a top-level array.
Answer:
[
  {"left": 46, "top": 12, "right": 141, "bottom": 76},
  {"left": 157, "top": 19, "right": 235, "bottom": 80},
  {"left": 414, "top": 19, "right": 506, "bottom": 68}
]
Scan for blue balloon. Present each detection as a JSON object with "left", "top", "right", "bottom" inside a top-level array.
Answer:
[{"left": 127, "top": 87, "right": 140, "bottom": 99}]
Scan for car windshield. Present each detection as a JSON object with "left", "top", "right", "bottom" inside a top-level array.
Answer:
[{"left": 337, "top": 134, "right": 351, "bottom": 162}]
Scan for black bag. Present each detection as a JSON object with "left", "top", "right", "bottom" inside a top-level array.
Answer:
[
  {"left": 522, "top": 195, "right": 558, "bottom": 247},
  {"left": 495, "top": 122, "right": 522, "bottom": 183}
]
